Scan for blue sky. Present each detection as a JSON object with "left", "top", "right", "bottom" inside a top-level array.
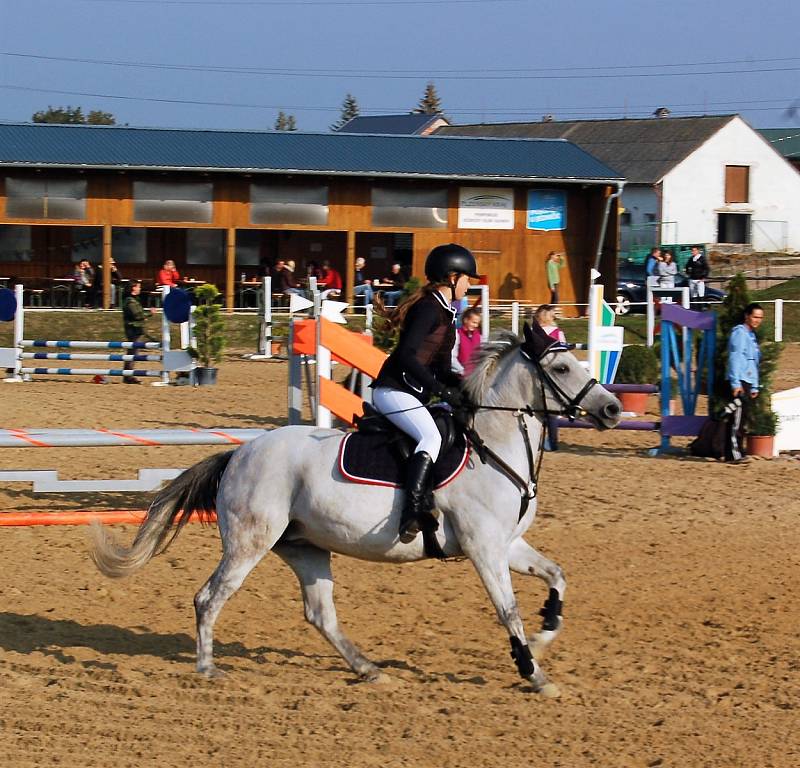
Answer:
[{"left": 1, "top": 0, "right": 798, "bottom": 132}]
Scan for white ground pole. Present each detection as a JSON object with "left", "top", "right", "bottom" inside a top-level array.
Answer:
[
  {"left": 511, "top": 301, "right": 520, "bottom": 336},
  {"left": 774, "top": 299, "right": 783, "bottom": 342},
  {"left": 646, "top": 287, "right": 690, "bottom": 347}
]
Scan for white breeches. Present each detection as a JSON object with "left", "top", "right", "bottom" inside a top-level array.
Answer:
[{"left": 372, "top": 387, "right": 442, "bottom": 461}]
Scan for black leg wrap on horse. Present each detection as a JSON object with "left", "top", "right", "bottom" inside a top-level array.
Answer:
[
  {"left": 539, "top": 588, "right": 563, "bottom": 632},
  {"left": 509, "top": 636, "right": 535, "bottom": 678}
]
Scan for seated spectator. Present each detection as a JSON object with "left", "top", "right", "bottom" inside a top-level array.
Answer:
[
  {"left": 451, "top": 307, "right": 482, "bottom": 378},
  {"left": 157, "top": 259, "right": 181, "bottom": 288},
  {"left": 319, "top": 260, "right": 343, "bottom": 300},
  {"left": 381, "top": 263, "right": 407, "bottom": 307},
  {"left": 353, "top": 257, "right": 374, "bottom": 306},
  {"left": 73, "top": 259, "right": 96, "bottom": 307},
  {"left": 533, "top": 304, "right": 566, "bottom": 343},
  {"left": 274, "top": 259, "right": 305, "bottom": 298}
]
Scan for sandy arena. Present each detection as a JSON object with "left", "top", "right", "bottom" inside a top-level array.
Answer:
[{"left": 1, "top": 348, "right": 799, "bottom": 768}]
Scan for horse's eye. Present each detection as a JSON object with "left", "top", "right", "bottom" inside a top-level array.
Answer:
[{"left": 554, "top": 364, "right": 569, "bottom": 374}]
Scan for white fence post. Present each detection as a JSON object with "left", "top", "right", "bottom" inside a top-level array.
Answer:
[
  {"left": 511, "top": 301, "right": 519, "bottom": 336},
  {"left": 774, "top": 299, "right": 783, "bottom": 343}
]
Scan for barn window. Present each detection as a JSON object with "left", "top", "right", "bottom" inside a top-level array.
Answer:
[
  {"left": 5, "top": 177, "right": 87, "bottom": 220},
  {"left": 250, "top": 183, "right": 328, "bottom": 226},
  {"left": 0, "top": 224, "right": 32, "bottom": 261},
  {"left": 133, "top": 181, "right": 213, "bottom": 223},
  {"left": 725, "top": 166, "right": 749, "bottom": 203},
  {"left": 371, "top": 187, "right": 448, "bottom": 228},
  {"left": 717, "top": 213, "right": 751, "bottom": 244},
  {"left": 186, "top": 229, "right": 225, "bottom": 265}
]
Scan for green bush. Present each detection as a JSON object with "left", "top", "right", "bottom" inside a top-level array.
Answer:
[
  {"left": 192, "top": 283, "right": 225, "bottom": 368},
  {"left": 616, "top": 344, "right": 659, "bottom": 384}
]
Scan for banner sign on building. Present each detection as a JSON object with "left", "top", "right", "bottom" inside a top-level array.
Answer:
[
  {"left": 527, "top": 189, "right": 567, "bottom": 231},
  {"left": 458, "top": 188, "right": 515, "bottom": 230}
]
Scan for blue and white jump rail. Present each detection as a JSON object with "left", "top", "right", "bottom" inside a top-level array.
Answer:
[{"left": 0, "top": 284, "right": 195, "bottom": 384}]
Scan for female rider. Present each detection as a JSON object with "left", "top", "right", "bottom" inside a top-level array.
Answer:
[{"left": 372, "top": 243, "right": 478, "bottom": 541}]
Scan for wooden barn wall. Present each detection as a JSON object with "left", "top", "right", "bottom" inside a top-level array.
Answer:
[{"left": 0, "top": 171, "right": 616, "bottom": 311}]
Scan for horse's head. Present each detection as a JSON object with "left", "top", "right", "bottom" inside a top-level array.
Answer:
[{"left": 518, "top": 321, "right": 622, "bottom": 430}]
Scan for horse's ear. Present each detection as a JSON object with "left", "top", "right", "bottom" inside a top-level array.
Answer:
[{"left": 521, "top": 321, "right": 551, "bottom": 359}]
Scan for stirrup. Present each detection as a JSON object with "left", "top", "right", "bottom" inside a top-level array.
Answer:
[{"left": 398, "top": 516, "right": 421, "bottom": 543}]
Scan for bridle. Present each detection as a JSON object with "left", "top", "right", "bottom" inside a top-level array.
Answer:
[{"left": 464, "top": 344, "right": 601, "bottom": 522}]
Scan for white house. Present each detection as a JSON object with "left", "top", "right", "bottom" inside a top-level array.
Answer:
[{"left": 437, "top": 114, "right": 800, "bottom": 255}]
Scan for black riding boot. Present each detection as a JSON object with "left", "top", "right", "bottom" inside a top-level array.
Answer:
[{"left": 399, "top": 451, "right": 435, "bottom": 542}]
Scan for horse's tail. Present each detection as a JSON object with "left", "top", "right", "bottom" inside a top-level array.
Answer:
[{"left": 90, "top": 449, "right": 235, "bottom": 579}]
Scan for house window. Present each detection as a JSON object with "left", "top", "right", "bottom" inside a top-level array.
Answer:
[
  {"left": 644, "top": 213, "right": 657, "bottom": 224},
  {"left": 725, "top": 166, "right": 749, "bottom": 203},
  {"left": 718, "top": 213, "right": 751, "bottom": 244},
  {"left": 133, "top": 181, "right": 213, "bottom": 223},
  {"left": 250, "top": 183, "right": 328, "bottom": 226},
  {"left": 5, "top": 177, "right": 87, "bottom": 219},
  {"left": 371, "top": 187, "right": 448, "bottom": 229},
  {"left": 620, "top": 212, "right": 632, "bottom": 227}
]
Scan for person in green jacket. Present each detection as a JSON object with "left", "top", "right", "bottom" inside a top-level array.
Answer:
[
  {"left": 546, "top": 251, "right": 565, "bottom": 304},
  {"left": 122, "top": 280, "right": 154, "bottom": 384}
]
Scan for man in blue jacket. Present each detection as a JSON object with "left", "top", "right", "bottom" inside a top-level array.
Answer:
[{"left": 725, "top": 303, "right": 764, "bottom": 460}]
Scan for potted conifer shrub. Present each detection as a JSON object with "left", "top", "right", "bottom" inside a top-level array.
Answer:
[
  {"left": 615, "top": 344, "right": 659, "bottom": 414},
  {"left": 191, "top": 283, "right": 225, "bottom": 386}
]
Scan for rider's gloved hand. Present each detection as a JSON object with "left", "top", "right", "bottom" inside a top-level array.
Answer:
[{"left": 438, "top": 386, "right": 464, "bottom": 409}]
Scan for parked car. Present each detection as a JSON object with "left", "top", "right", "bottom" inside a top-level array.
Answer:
[{"left": 615, "top": 262, "right": 725, "bottom": 315}]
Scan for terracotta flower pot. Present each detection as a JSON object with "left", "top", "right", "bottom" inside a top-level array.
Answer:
[
  {"left": 618, "top": 391, "right": 649, "bottom": 415},
  {"left": 745, "top": 435, "right": 775, "bottom": 458}
]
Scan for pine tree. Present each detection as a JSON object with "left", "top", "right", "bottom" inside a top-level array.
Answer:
[
  {"left": 413, "top": 82, "right": 444, "bottom": 116},
  {"left": 330, "top": 93, "right": 360, "bottom": 131},
  {"left": 275, "top": 111, "right": 297, "bottom": 131}
]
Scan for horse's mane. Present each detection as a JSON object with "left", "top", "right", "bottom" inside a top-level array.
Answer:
[{"left": 463, "top": 331, "right": 522, "bottom": 404}]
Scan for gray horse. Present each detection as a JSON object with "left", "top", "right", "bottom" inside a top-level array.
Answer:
[{"left": 91, "top": 323, "right": 621, "bottom": 696}]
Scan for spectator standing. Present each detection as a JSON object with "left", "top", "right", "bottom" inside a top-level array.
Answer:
[
  {"left": 658, "top": 249, "right": 677, "bottom": 288},
  {"left": 685, "top": 245, "right": 710, "bottom": 298},
  {"left": 451, "top": 307, "right": 482, "bottom": 377},
  {"left": 381, "top": 263, "right": 407, "bottom": 307},
  {"left": 157, "top": 259, "right": 181, "bottom": 288},
  {"left": 73, "top": 259, "right": 95, "bottom": 307},
  {"left": 725, "top": 303, "right": 764, "bottom": 461},
  {"left": 95, "top": 258, "right": 123, "bottom": 306},
  {"left": 121, "top": 280, "right": 155, "bottom": 385},
  {"left": 644, "top": 247, "right": 662, "bottom": 289},
  {"left": 353, "top": 257, "right": 374, "bottom": 306},
  {"left": 546, "top": 252, "right": 564, "bottom": 304},
  {"left": 533, "top": 304, "right": 566, "bottom": 343}
]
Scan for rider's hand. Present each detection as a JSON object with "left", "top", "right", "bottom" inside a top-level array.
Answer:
[{"left": 439, "top": 386, "right": 464, "bottom": 409}]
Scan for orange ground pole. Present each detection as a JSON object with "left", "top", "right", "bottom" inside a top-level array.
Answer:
[{"left": 0, "top": 510, "right": 217, "bottom": 526}]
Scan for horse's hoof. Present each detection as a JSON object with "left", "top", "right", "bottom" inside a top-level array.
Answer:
[
  {"left": 198, "top": 666, "right": 225, "bottom": 679},
  {"left": 536, "top": 682, "right": 561, "bottom": 699},
  {"left": 360, "top": 669, "right": 392, "bottom": 685}
]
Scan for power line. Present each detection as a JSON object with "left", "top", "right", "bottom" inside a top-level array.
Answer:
[
  {"left": 56, "top": 0, "right": 525, "bottom": 5},
  {"left": 3, "top": 50, "right": 800, "bottom": 80},
  {"left": 2, "top": 82, "right": 795, "bottom": 118}
]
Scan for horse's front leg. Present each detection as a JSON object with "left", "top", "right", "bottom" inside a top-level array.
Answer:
[
  {"left": 508, "top": 537, "right": 565, "bottom": 660},
  {"left": 464, "top": 540, "right": 560, "bottom": 697}
]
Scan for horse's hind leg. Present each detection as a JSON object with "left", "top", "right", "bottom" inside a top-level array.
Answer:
[
  {"left": 275, "top": 542, "right": 385, "bottom": 682},
  {"left": 508, "top": 537, "right": 566, "bottom": 659},
  {"left": 194, "top": 545, "right": 271, "bottom": 677}
]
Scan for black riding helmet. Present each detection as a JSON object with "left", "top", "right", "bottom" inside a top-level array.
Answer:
[{"left": 424, "top": 243, "right": 479, "bottom": 283}]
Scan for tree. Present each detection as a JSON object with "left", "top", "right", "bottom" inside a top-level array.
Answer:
[
  {"left": 274, "top": 111, "right": 297, "bottom": 131},
  {"left": 32, "top": 106, "right": 116, "bottom": 125},
  {"left": 330, "top": 93, "right": 360, "bottom": 131},
  {"left": 413, "top": 82, "right": 444, "bottom": 116}
]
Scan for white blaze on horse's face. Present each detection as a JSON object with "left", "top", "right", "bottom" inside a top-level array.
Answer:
[{"left": 536, "top": 349, "right": 622, "bottom": 430}]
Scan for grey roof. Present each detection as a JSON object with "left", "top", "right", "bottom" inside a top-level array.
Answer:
[
  {"left": 336, "top": 113, "right": 444, "bottom": 135},
  {"left": 759, "top": 128, "right": 800, "bottom": 159},
  {"left": 436, "top": 115, "right": 737, "bottom": 184},
  {"left": 0, "top": 122, "right": 623, "bottom": 183}
]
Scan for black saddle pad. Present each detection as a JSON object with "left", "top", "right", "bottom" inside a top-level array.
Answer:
[{"left": 338, "top": 428, "right": 469, "bottom": 489}]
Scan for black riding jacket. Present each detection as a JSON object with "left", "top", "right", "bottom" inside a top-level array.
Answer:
[{"left": 374, "top": 291, "right": 457, "bottom": 403}]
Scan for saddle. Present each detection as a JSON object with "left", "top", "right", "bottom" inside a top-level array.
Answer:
[{"left": 338, "top": 403, "right": 469, "bottom": 489}]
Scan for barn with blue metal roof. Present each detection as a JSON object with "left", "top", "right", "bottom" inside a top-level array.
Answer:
[{"left": 0, "top": 122, "right": 623, "bottom": 311}]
